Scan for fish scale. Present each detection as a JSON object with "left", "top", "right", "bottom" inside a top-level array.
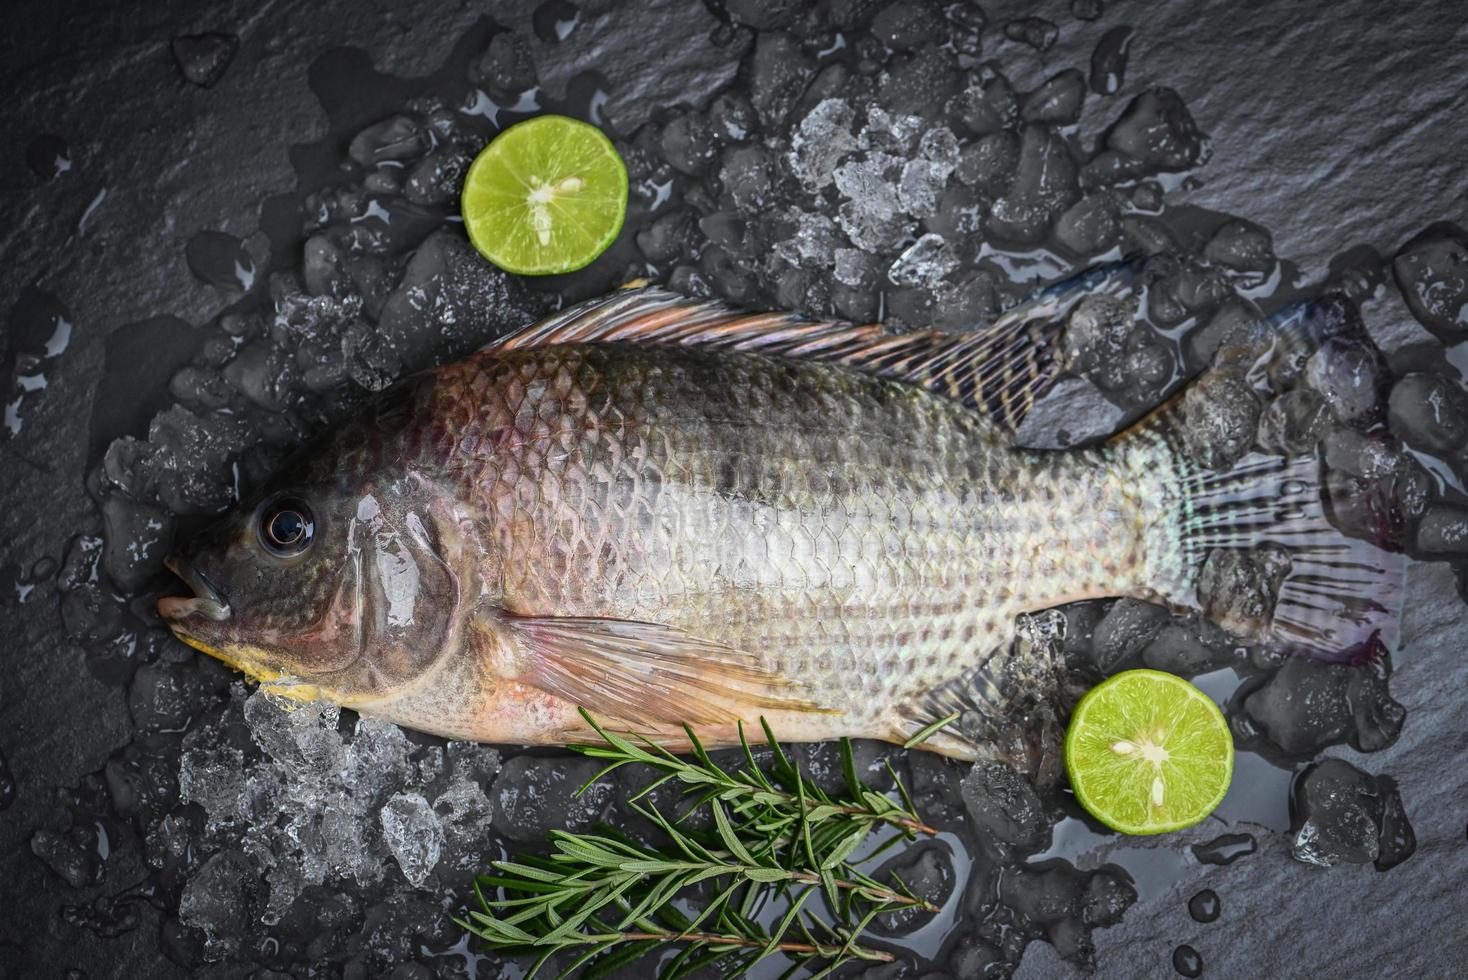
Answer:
[{"left": 432, "top": 341, "right": 1150, "bottom": 730}]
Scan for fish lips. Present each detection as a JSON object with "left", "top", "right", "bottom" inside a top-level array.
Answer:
[{"left": 158, "top": 557, "right": 232, "bottom": 624}]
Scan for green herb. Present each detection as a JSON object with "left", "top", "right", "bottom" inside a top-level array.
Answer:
[
  {"left": 460, "top": 710, "right": 954, "bottom": 979},
  {"left": 573, "top": 710, "right": 940, "bottom": 843},
  {"left": 902, "top": 711, "right": 960, "bottom": 749}
]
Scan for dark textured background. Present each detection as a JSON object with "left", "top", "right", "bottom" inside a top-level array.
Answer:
[{"left": 2, "top": 1, "right": 1465, "bottom": 977}]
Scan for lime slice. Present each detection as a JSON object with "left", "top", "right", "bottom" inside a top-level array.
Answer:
[
  {"left": 1064, "top": 669, "right": 1234, "bottom": 835},
  {"left": 461, "top": 115, "right": 628, "bottom": 275}
]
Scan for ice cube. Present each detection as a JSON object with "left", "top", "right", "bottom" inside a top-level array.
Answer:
[
  {"left": 1003, "top": 17, "right": 1059, "bottom": 52},
  {"left": 787, "top": 99, "right": 859, "bottom": 192},
  {"left": 897, "top": 157, "right": 952, "bottom": 218},
  {"left": 888, "top": 233, "right": 959, "bottom": 288},
  {"left": 1103, "top": 87, "right": 1209, "bottom": 173},
  {"left": 1178, "top": 370, "right": 1261, "bottom": 469},
  {"left": 380, "top": 793, "right": 444, "bottom": 888},
  {"left": 1391, "top": 221, "right": 1468, "bottom": 341},
  {"left": 179, "top": 728, "right": 250, "bottom": 834},
  {"left": 434, "top": 778, "right": 495, "bottom": 876},
  {"left": 835, "top": 152, "right": 916, "bottom": 252},
  {"left": 833, "top": 248, "right": 876, "bottom": 289},
  {"left": 1289, "top": 759, "right": 1409, "bottom": 868},
  {"left": 1241, "top": 657, "right": 1404, "bottom": 756},
  {"left": 918, "top": 125, "right": 960, "bottom": 168},
  {"left": 961, "top": 760, "right": 1050, "bottom": 852},
  {"left": 1388, "top": 372, "right": 1468, "bottom": 456},
  {"left": 871, "top": 844, "right": 951, "bottom": 936},
  {"left": 861, "top": 106, "right": 926, "bottom": 152},
  {"left": 179, "top": 850, "right": 256, "bottom": 960},
  {"left": 774, "top": 211, "right": 842, "bottom": 269},
  {"left": 446, "top": 740, "right": 503, "bottom": 785},
  {"left": 244, "top": 691, "right": 343, "bottom": 780},
  {"left": 171, "top": 33, "right": 239, "bottom": 89}
]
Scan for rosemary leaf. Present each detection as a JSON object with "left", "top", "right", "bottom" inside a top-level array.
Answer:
[{"left": 902, "top": 711, "right": 960, "bottom": 748}]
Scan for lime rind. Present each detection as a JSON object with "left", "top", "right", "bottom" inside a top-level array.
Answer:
[
  {"left": 1064, "top": 669, "right": 1234, "bottom": 836},
  {"left": 461, "top": 114, "right": 628, "bottom": 276}
]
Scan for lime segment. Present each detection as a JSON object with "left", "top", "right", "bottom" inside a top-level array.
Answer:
[
  {"left": 461, "top": 114, "right": 628, "bottom": 275},
  {"left": 1064, "top": 669, "right": 1234, "bottom": 835}
]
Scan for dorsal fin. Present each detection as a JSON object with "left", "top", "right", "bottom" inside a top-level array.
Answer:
[{"left": 491, "top": 261, "right": 1141, "bottom": 431}]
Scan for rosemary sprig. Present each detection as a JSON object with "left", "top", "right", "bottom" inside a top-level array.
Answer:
[
  {"left": 464, "top": 817, "right": 930, "bottom": 970},
  {"left": 460, "top": 711, "right": 954, "bottom": 979},
  {"left": 572, "top": 709, "right": 941, "bottom": 841}
]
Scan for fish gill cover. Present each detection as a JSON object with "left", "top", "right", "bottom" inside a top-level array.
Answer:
[{"left": 1, "top": 0, "right": 1466, "bottom": 978}]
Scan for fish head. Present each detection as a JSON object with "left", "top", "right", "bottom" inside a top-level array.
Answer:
[{"left": 159, "top": 435, "right": 468, "bottom": 706}]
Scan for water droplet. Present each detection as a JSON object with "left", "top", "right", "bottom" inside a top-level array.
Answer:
[
  {"left": 185, "top": 231, "right": 257, "bottom": 292},
  {"left": 1172, "top": 943, "right": 1203, "bottom": 977},
  {"left": 26, "top": 134, "right": 72, "bottom": 179},
  {"left": 563, "top": 70, "right": 611, "bottom": 129},
  {"left": 1072, "top": 0, "right": 1104, "bottom": 21},
  {"left": 532, "top": 0, "right": 580, "bottom": 44},
  {"left": 1191, "top": 832, "right": 1256, "bottom": 866},
  {"left": 4, "top": 287, "right": 73, "bottom": 437},
  {"left": 1090, "top": 26, "right": 1136, "bottom": 96},
  {"left": 86, "top": 316, "right": 205, "bottom": 466},
  {"left": 7, "top": 288, "right": 73, "bottom": 358},
  {"left": 1188, "top": 888, "right": 1220, "bottom": 923},
  {"left": 0, "top": 563, "right": 23, "bottom": 607},
  {"left": 77, "top": 188, "right": 107, "bottom": 235},
  {"left": 0, "top": 750, "right": 15, "bottom": 810},
  {"left": 171, "top": 32, "right": 240, "bottom": 88}
]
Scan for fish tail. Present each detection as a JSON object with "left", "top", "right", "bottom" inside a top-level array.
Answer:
[
  {"left": 1117, "top": 300, "right": 1406, "bottom": 663},
  {"left": 1171, "top": 449, "right": 1404, "bottom": 662}
]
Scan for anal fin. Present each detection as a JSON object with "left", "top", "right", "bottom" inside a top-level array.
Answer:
[{"left": 895, "top": 611, "right": 1068, "bottom": 782}]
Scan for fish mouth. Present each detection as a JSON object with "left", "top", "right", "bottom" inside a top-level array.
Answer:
[{"left": 158, "top": 557, "right": 232, "bottom": 623}]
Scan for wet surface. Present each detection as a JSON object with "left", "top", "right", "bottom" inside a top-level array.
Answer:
[{"left": 2, "top": 0, "right": 1467, "bottom": 978}]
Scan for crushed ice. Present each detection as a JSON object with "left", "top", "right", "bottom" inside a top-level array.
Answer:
[{"left": 178, "top": 688, "right": 499, "bottom": 923}]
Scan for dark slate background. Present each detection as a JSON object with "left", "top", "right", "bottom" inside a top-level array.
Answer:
[{"left": 1, "top": 1, "right": 1465, "bottom": 977}]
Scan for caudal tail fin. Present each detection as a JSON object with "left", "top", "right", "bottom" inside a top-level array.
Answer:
[
  {"left": 1171, "top": 450, "right": 1404, "bottom": 662},
  {"left": 1117, "top": 302, "right": 1406, "bottom": 664}
]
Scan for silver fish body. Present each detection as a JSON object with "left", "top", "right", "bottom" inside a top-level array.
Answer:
[{"left": 159, "top": 279, "right": 1404, "bottom": 775}]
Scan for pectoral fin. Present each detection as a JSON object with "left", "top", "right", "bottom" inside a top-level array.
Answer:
[{"left": 505, "top": 615, "right": 828, "bottom": 727}]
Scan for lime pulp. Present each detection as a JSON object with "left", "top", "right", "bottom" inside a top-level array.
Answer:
[
  {"left": 1064, "top": 669, "right": 1234, "bottom": 835},
  {"left": 460, "top": 114, "right": 628, "bottom": 276}
]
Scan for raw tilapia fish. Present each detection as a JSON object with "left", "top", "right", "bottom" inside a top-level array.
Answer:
[{"left": 159, "top": 266, "right": 1402, "bottom": 778}]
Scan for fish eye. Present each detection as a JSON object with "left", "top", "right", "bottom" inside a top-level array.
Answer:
[{"left": 258, "top": 497, "right": 315, "bottom": 557}]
